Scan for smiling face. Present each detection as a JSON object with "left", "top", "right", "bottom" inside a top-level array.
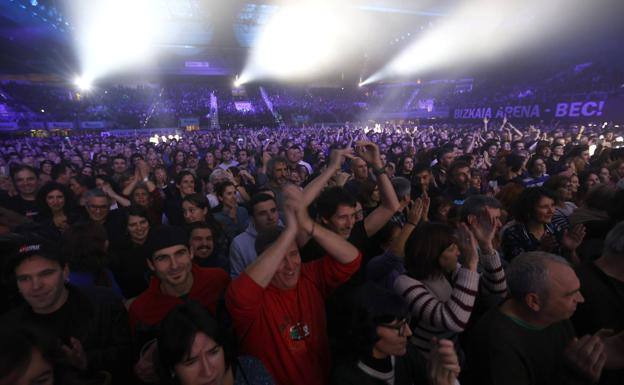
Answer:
[
  {"left": 127, "top": 215, "right": 150, "bottom": 244},
  {"left": 15, "top": 256, "right": 69, "bottom": 315},
  {"left": 270, "top": 243, "right": 301, "bottom": 290},
  {"left": 147, "top": 245, "right": 194, "bottom": 292},
  {"left": 533, "top": 196, "right": 556, "bottom": 224},
  {"left": 45, "top": 189, "right": 65, "bottom": 212}
]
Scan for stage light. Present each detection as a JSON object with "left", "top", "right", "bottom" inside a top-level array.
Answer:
[
  {"left": 362, "top": 0, "right": 591, "bottom": 84},
  {"left": 68, "top": 0, "right": 164, "bottom": 83},
  {"left": 239, "top": 1, "right": 356, "bottom": 83},
  {"left": 74, "top": 76, "right": 92, "bottom": 91}
]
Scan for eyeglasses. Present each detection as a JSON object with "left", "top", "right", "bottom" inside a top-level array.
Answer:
[
  {"left": 379, "top": 317, "right": 411, "bottom": 337},
  {"left": 87, "top": 204, "right": 109, "bottom": 211}
]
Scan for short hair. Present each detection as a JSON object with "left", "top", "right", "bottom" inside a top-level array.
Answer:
[
  {"left": 266, "top": 156, "right": 288, "bottom": 180},
  {"left": 459, "top": 195, "right": 502, "bottom": 222},
  {"left": 112, "top": 154, "right": 126, "bottom": 162},
  {"left": 123, "top": 205, "right": 151, "bottom": 227},
  {"left": 158, "top": 301, "right": 236, "bottom": 379},
  {"left": 405, "top": 222, "right": 457, "bottom": 280},
  {"left": 526, "top": 155, "right": 545, "bottom": 175},
  {"left": 250, "top": 193, "right": 277, "bottom": 214},
  {"left": 182, "top": 193, "right": 209, "bottom": 210},
  {"left": 0, "top": 324, "right": 59, "bottom": 381},
  {"left": 543, "top": 175, "right": 570, "bottom": 203},
  {"left": 346, "top": 283, "right": 409, "bottom": 360},
  {"left": 316, "top": 186, "right": 357, "bottom": 220},
  {"left": 513, "top": 187, "right": 556, "bottom": 224},
  {"left": 3, "top": 234, "right": 65, "bottom": 279},
  {"left": 436, "top": 145, "right": 455, "bottom": 161},
  {"left": 84, "top": 188, "right": 108, "bottom": 202},
  {"left": 10, "top": 164, "right": 38, "bottom": 181},
  {"left": 70, "top": 174, "right": 96, "bottom": 189},
  {"left": 255, "top": 226, "right": 284, "bottom": 255},
  {"left": 391, "top": 177, "right": 411, "bottom": 200},
  {"left": 505, "top": 154, "right": 525, "bottom": 173},
  {"left": 186, "top": 220, "right": 221, "bottom": 240},
  {"left": 448, "top": 160, "right": 471, "bottom": 176},
  {"left": 412, "top": 163, "right": 432, "bottom": 176},
  {"left": 584, "top": 184, "right": 615, "bottom": 211},
  {"left": 215, "top": 181, "right": 235, "bottom": 197},
  {"left": 603, "top": 221, "right": 624, "bottom": 258},
  {"left": 506, "top": 251, "right": 569, "bottom": 303}
]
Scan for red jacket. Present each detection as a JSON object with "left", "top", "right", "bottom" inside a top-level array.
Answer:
[
  {"left": 129, "top": 264, "right": 230, "bottom": 331},
  {"left": 226, "top": 254, "right": 361, "bottom": 385}
]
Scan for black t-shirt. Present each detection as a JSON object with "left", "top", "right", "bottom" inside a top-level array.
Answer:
[
  {"left": 300, "top": 220, "right": 373, "bottom": 266},
  {"left": 1, "top": 195, "right": 39, "bottom": 220},
  {"left": 465, "top": 306, "right": 588, "bottom": 385}
]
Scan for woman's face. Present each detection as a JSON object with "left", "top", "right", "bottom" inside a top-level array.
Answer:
[
  {"left": 403, "top": 157, "right": 414, "bottom": 172},
  {"left": 127, "top": 215, "right": 149, "bottom": 243},
  {"left": 46, "top": 189, "right": 65, "bottom": 212},
  {"left": 438, "top": 243, "right": 459, "bottom": 272},
  {"left": 132, "top": 187, "right": 150, "bottom": 207},
  {"left": 178, "top": 175, "right": 196, "bottom": 196},
  {"left": 373, "top": 318, "right": 412, "bottom": 358},
  {"left": 599, "top": 167, "right": 611, "bottom": 184},
  {"left": 569, "top": 175, "right": 580, "bottom": 194},
  {"left": 205, "top": 152, "right": 214, "bottom": 164},
  {"left": 174, "top": 332, "right": 227, "bottom": 385},
  {"left": 175, "top": 152, "right": 185, "bottom": 164},
  {"left": 533, "top": 196, "right": 556, "bottom": 224},
  {"left": 41, "top": 163, "right": 52, "bottom": 174},
  {"left": 585, "top": 173, "right": 600, "bottom": 189},
  {"left": 182, "top": 201, "right": 207, "bottom": 223}
]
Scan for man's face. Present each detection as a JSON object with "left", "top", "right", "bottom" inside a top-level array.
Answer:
[
  {"left": 451, "top": 166, "right": 471, "bottom": 191},
  {"left": 148, "top": 245, "right": 193, "bottom": 290},
  {"left": 553, "top": 145, "right": 564, "bottom": 157},
  {"left": 113, "top": 158, "right": 127, "bottom": 173},
  {"left": 222, "top": 150, "right": 232, "bottom": 162},
  {"left": 14, "top": 169, "right": 38, "bottom": 196},
  {"left": 86, "top": 196, "right": 109, "bottom": 223},
  {"left": 271, "top": 162, "right": 289, "bottom": 186},
  {"left": 414, "top": 170, "right": 431, "bottom": 188},
  {"left": 440, "top": 152, "right": 455, "bottom": 169},
  {"left": 147, "top": 154, "right": 159, "bottom": 168},
  {"left": 252, "top": 199, "right": 279, "bottom": 232},
  {"left": 218, "top": 186, "right": 237, "bottom": 208},
  {"left": 287, "top": 148, "right": 302, "bottom": 164},
  {"left": 15, "top": 256, "right": 68, "bottom": 314},
  {"left": 532, "top": 159, "right": 547, "bottom": 176},
  {"left": 539, "top": 262, "right": 584, "bottom": 324},
  {"left": 237, "top": 150, "right": 248, "bottom": 164},
  {"left": 189, "top": 228, "right": 214, "bottom": 260},
  {"left": 352, "top": 158, "right": 368, "bottom": 180},
  {"left": 270, "top": 243, "right": 301, "bottom": 290},
  {"left": 324, "top": 204, "right": 357, "bottom": 239}
]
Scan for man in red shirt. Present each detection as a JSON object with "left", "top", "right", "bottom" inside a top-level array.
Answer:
[
  {"left": 129, "top": 225, "right": 230, "bottom": 382},
  {"left": 226, "top": 185, "right": 361, "bottom": 385}
]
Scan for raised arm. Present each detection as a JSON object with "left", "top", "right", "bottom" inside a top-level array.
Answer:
[
  {"left": 356, "top": 141, "right": 400, "bottom": 237},
  {"left": 244, "top": 193, "right": 298, "bottom": 288},
  {"left": 301, "top": 147, "right": 352, "bottom": 207},
  {"left": 294, "top": 186, "right": 359, "bottom": 264}
]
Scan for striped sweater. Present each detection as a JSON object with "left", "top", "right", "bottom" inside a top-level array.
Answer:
[{"left": 393, "top": 250, "right": 507, "bottom": 354}]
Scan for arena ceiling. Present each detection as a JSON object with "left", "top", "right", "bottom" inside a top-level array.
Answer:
[{"left": 0, "top": 0, "right": 622, "bottom": 79}]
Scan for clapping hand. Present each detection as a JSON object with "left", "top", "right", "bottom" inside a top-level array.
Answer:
[
  {"left": 354, "top": 141, "right": 382, "bottom": 168},
  {"left": 62, "top": 337, "right": 88, "bottom": 371},
  {"left": 428, "top": 338, "right": 461, "bottom": 385},
  {"left": 457, "top": 223, "right": 479, "bottom": 270},
  {"left": 565, "top": 334, "right": 606, "bottom": 383},
  {"left": 407, "top": 198, "right": 424, "bottom": 226},
  {"left": 561, "top": 224, "right": 586, "bottom": 252},
  {"left": 468, "top": 209, "right": 497, "bottom": 254}
]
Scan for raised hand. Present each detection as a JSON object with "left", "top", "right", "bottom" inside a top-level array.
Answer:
[
  {"left": 354, "top": 141, "right": 382, "bottom": 168},
  {"left": 564, "top": 334, "right": 606, "bottom": 383},
  {"left": 561, "top": 224, "right": 586, "bottom": 251},
  {"left": 457, "top": 223, "right": 479, "bottom": 270},
  {"left": 61, "top": 337, "right": 88, "bottom": 371},
  {"left": 328, "top": 147, "right": 354, "bottom": 171},
  {"left": 468, "top": 209, "right": 497, "bottom": 254},
  {"left": 428, "top": 338, "right": 461, "bottom": 385},
  {"left": 407, "top": 198, "right": 424, "bottom": 226}
]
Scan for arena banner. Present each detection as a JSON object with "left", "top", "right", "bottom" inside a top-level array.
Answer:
[
  {"left": 29, "top": 122, "right": 46, "bottom": 130},
  {"left": 80, "top": 121, "right": 106, "bottom": 129},
  {"left": 0, "top": 122, "right": 19, "bottom": 130},
  {"left": 452, "top": 97, "right": 624, "bottom": 121},
  {"left": 179, "top": 117, "right": 199, "bottom": 127},
  {"left": 47, "top": 121, "right": 74, "bottom": 129}
]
